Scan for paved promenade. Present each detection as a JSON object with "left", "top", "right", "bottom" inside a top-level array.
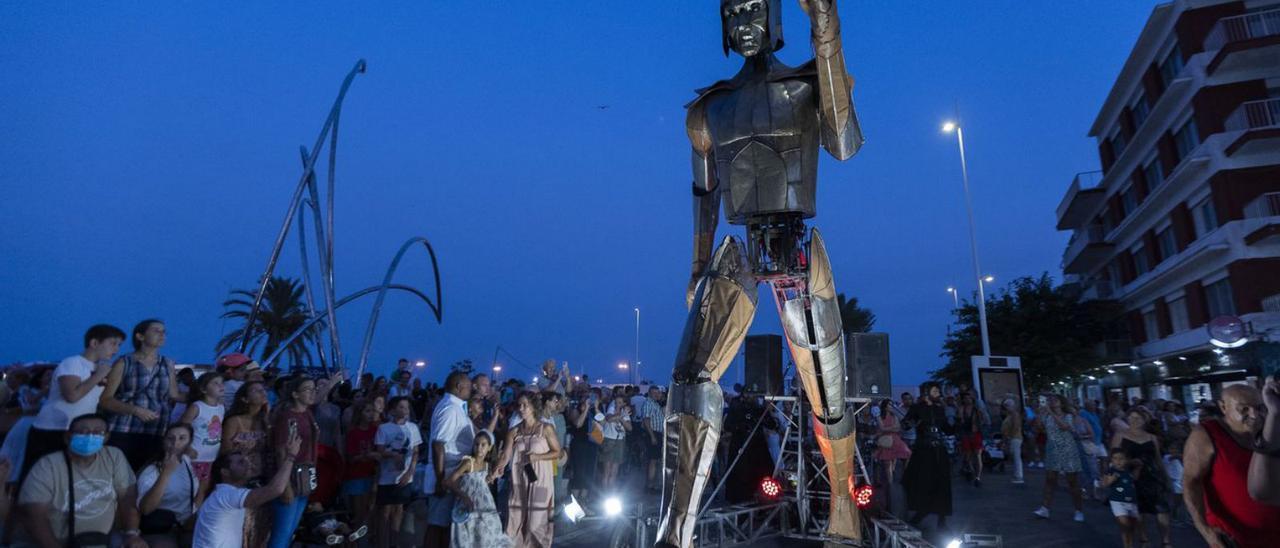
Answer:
[{"left": 556, "top": 461, "right": 1209, "bottom": 547}]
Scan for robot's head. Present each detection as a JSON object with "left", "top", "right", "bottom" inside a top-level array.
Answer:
[{"left": 721, "top": 0, "right": 784, "bottom": 58}]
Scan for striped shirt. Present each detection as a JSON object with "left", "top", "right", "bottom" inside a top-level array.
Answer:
[{"left": 641, "top": 397, "right": 664, "bottom": 433}]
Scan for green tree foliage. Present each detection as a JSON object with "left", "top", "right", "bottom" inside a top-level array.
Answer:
[
  {"left": 216, "top": 276, "right": 322, "bottom": 369},
  {"left": 934, "top": 273, "right": 1124, "bottom": 390},
  {"left": 837, "top": 293, "right": 876, "bottom": 334}
]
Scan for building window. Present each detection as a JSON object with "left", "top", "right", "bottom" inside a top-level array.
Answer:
[
  {"left": 1157, "top": 227, "right": 1177, "bottom": 261},
  {"left": 1174, "top": 118, "right": 1200, "bottom": 162},
  {"left": 1133, "top": 244, "right": 1150, "bottom": 276},
  {"left": 1143, "top": 310, "right": 1161, "bottom": 341},
  {"left": 1112, "top": 130, "right": 1129, "bottom": 157},
  {"left": 1108, "top": 261, "right": 1124, "bottom": 285},
  {"left": 1143, "top": 159, "right": 1164, "bottom": 191},
  {"left": 1204, "top": 278, "right": 1236, "bottom": 317},
  {"left": 1160, "top": 45, "right": 1184, "bottom": 89},
  {"left": 1131, "top": 95, "right": 1150, "bottom": 129},
  {"left": 1120, "top": 186, "right": 1139, "bottom": 217},
  {"left": 1168, "top": 297, "right": 1190, "bottom": 332},
  {"left": 1193, "top": 197, "right": 1219, "bottom": 238}
]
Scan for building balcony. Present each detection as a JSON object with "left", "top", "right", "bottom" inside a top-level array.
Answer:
[
  {"left": 1062, "top": 224, "right": 1114, "bottom": 275},
  {"left": 1055, "top": 171, "right": 1105, "bottom": 230},
  {"left": 1079, "top": 277, "right": 1117, "bottom": 302},
  {"left": 1224, "top": 98, "right": 1280, "bottom": 157},
  {"left": 1204, "top": 8, "right": 1280, "bottom": 75}
]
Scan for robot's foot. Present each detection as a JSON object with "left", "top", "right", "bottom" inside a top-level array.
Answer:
[{"left": 825, "top": 494, "right": 861, "bottom": 541}]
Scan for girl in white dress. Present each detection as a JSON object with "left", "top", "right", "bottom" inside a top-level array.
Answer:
[{"left": 446, "top": 430, "right": 511, "bottom": 548}]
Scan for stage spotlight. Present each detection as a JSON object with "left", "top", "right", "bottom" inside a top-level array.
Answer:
[
  {"left": 563, "top": 495, "right": 586, "bottom": 523},
  {"left": 854, "top": 484, "right": 874, "bottom": 509},
  {"left": 603, "top": 496, "right": 623, "bottom": 517},
  {"left": 759, "top": 477, "right": 782, "bottom": 500},
  {"left": 946, "top": 540, "right": 962, "bottom": 548}
]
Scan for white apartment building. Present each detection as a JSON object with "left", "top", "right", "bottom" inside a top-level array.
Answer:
[{"left": 1056, "top": 0, "right": 1280, "bottom": 404}]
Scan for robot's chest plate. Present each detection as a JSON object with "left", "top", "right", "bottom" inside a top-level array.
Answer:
[{"left": 704, "top": 78, "right": 821, "bottom": 222}]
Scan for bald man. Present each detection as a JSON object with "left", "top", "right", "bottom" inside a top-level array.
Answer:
[
  {"left": 1182, "top": 384, "right": 1280, "bottom": 548},
  {"left": 1248, "top": 377, "right": 1280, "bottom": 504}
]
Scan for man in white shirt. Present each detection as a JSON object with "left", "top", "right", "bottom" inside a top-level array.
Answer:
[
  {"left": 388, "top": 370, "right": 413, "bottom": 399},
  {"left": 422, "top": 371, "right": 473, "bottom": 548},
  {"left": 192, "top": 428, "right": 301, "bottom": 548},
  {"left": 25, "top": 325, "right": 124, "bottom": 482}
]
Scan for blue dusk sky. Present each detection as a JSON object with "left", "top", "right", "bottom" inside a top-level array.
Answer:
[{"left": 0, "top": 1, "right": 1155, "bottom": 386}]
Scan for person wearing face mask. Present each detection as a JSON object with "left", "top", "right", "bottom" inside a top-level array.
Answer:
[
  {"left": 15, "top": 413, "right": 145, "bottom": 548},
  {"left": 1182, "top": 384, "right": 1280, "bottom": 548}
]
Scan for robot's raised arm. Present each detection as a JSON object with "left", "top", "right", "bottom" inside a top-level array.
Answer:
[
  {"left": 805, "top": 0, "right": 864, "bottom": 160},
  {"left": 686, "top": 99, "right": 721, "bottom": 308}
]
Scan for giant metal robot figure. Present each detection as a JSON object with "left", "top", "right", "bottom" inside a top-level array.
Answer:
[{"left": 656, "top": 0, "right": 864, "bottom": 546}]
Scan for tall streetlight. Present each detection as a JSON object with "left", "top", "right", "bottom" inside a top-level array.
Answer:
[
  {"left": 945, "top": 286, "right": 959, "bottom": 309},
  {"left": 634, "top": 307, "right": 641, "bottom": 384},
  {"left": 618, "top": 362, "right": 631, "bottom": 385},
  {"left": 943, "top": 120, "right": 992, "bottom": 357},
  {"left": 492, "top": 363, "right": 502, "bottom": 382}
]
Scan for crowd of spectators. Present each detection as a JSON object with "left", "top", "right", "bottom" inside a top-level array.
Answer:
[{"left": 0, "top": 324, "right": 678, "bottom": 548}]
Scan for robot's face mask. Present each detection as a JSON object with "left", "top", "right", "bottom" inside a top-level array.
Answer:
[{"left": 721, "top": 0, "right": 783, "bottom": 58}]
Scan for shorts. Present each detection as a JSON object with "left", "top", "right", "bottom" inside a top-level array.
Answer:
[
  {"left": 601, "top": 438, "right": 627, "bottom": 463},
  {"left": 645, "top": 433, "right": 662, "bottom": 459},
  {"left": 341, "top": 477, "right": 373, "bottom": 496},
  {"left": 192, "top": 461, "right": 213, "bottom": 482},
  {"left": 1110, "top": 500, "right": 1139, "bottom": 518},
  {"left": 376, "top": 482, "right": 414, "bottom": 506},
  {"left": 959, "top": 432, "right": 984, "bottom": 453}
]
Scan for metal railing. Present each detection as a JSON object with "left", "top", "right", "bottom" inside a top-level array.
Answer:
[
  {"left": 1225, "top": 98, "right": 1280, "bottom": 132},
  {"left": 1263, "top": 293, "right": 1280, "bottom": 313},
  {"left": 1244, "top": 192, "right": 1280, "bottom": 219},
  {"left": 1204, "top": 8, "right": 1280, "bottom": 51}
]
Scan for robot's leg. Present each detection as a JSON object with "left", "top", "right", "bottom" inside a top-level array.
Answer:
[
  {"left": 771, "top": 228, "right": 861, "bottom": 542},
  {"left": 655, "top": 236, "right": 758, "bottom": 548}
]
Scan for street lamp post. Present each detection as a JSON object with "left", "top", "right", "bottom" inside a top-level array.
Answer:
[
  {"left": 943, "top": 120, "right": 992, "bottom": 357},
  {"left": 945, "top": 286, "right": 959, "bottom": 309},
  {"left": 634, "top": 307, "right": 641, "bottom": 384},
  {"left": 492, "top": 364, "right": 502, "bottom": 382},
  {"left": 618, "top": 362, "right": 631, "bottom": 385}
]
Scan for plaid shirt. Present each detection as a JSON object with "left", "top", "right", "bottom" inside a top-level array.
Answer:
[
  {"left": 641, "top": 397, "right": 665, "bottom": 434},
  {"left": 106, "top": 354, "right": 173, "bottom": 435}
]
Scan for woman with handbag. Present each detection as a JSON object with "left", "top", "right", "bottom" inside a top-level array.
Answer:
[
  {"left": 267, "top": 377, "right": 320, "bottom": 548},
  {"left": 137, "top": 423, "right": 199, "bottom": 548},
  {"left": 493, "top": 393, "right": 563, "bottom": 548},
  {"left": 873, "top": 399, "right": 911, "bottom": 486},
  {"left": 221, "top": 381, "right": 271, "bottom": 548}
]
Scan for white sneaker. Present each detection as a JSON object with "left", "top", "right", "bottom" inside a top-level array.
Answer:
[
  {"left": 1033, "top": 506, "right": 1050, "bottom": 519},
  {"left": 1073, "top": 511, "right": 1085, "bottom": 522}
]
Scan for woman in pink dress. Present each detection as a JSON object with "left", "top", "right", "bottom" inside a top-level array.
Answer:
[
  {"left": 493, "top": 393, "right": 563, "bottom": 548},
  {"left": 873, "top": 399, "right": 912, "bottom": 483}
]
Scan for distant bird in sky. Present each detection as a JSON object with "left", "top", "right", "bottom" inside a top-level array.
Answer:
[{"left": 596, "top": 105, "right": 609, "bottom": 110}]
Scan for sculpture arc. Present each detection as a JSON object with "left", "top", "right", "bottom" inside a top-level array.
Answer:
[
  {"left": 260, "top": 283, "right": 437, "bottom": 368},
  {"left": 354, "top": 236, "right": 445, "bottom": 380},
  {"left": 238, "top": 59, "right": 367, "bottom": 364}
]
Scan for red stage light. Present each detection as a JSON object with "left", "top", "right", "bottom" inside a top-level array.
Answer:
[
  {"left": 759, "top": 477, "right": 782, "bottom": 499},
  {"left": 854, "top": 484, "right": 874, "bottom": 509}
]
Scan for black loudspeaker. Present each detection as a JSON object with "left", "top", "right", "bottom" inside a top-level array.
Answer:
[
  {"left": 744, "top": 334, "right": 784, "bottom": 395},
  {"left": 847, "top": 332, "right": 891, "bottom": 399}
]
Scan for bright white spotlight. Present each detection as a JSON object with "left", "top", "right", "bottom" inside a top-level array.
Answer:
[
  {"left": 563, "top": 495, "right": 586, "bottom": 523},
  {"left": 946, "top": 540, "right": 962, "bottom": 548},
  {"left": 942, "top": 122, "right": 957, "bottom": 133},
  {"left": 603, "top": 496, "right": 623, "bottom": 517}
]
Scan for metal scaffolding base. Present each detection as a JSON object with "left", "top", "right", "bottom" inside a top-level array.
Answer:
[{"left": 645, "top": 396, "right": 934, "bottom": 548}]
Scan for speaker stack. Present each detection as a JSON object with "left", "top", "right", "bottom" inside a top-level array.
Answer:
[
  {"left": 846, "top": 332, "right": 891, "bottom": 399},
  {"left": 743, "top": 334, "right": 784, "bottom": 395}
]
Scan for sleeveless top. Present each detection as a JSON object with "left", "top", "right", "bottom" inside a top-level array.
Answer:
[
  {"left": 106, "top": 354, "right": 173, "bottom": 436},
  {"left": 1202, "top": 420, "right": 1280, "bottom": 548},
  {"left": 190, "top": 400, "right": 225, "bottom": 463}
]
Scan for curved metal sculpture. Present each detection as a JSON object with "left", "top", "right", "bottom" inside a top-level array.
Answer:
[
  {"left": 355, "top": 236, "right": 443, "bottom": 380},
  {"left": 260, "top": 283, "right": 438, "bottom": 368},
  {"left": 236, "top": 59, "right": 444, "bottom": 374}
]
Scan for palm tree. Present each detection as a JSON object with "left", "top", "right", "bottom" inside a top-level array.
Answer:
[
  {"left": 836, "top": 293, "right": 876, "bottom": 334},
  {"left": 216, "top": 276, "right": 322, "bottom": 369}
]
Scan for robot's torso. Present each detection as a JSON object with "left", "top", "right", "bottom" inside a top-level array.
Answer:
[{"left": 700, "top": 70, "right": 821, "bottom": 225}]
